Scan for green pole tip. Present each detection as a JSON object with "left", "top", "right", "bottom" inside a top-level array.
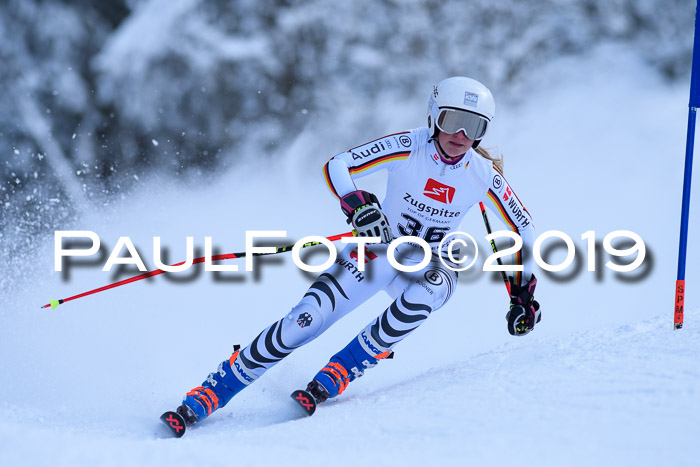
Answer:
[{"left": 50, "top": 299, "right": 60, "bottom": 309}]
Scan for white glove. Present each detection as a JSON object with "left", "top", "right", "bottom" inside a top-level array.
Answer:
[
  {"left": 339, "top": 190, "right": 393, "bottom": 243},
  {"left": 351, "top": 203, "right": 393, "bottom": 243}
]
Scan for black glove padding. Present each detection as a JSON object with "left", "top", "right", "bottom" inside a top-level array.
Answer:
[
  {"left": 506, "top": 274, "right": 541, "bottom": 336},
  {"left": 340, "top": 190, "right": 393, "bottom": 243}
]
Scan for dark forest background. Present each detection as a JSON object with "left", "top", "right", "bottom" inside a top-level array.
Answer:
[{"left": 0, "top": 0, "right": 694, "bottom": 261}]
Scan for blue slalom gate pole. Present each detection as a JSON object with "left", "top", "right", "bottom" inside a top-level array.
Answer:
[{"left": 675, "top": 0, "right": 700, "bottom": 329}]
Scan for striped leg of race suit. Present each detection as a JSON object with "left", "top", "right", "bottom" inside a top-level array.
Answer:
[
  {"left": 182, "top": 244, "right": 457, "bottom": 418},
  {"left": 312, "top": 264, "right": 457, "bottom": 399},
  {"left": 183, "top": 244, "right": 393, "bottom": 420},
  {"left": 236, "top": 267, "right": 388, "bottom": 378}
]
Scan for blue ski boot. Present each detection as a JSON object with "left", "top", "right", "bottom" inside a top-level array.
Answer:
[
  {"left": 180, "top": 346, "right": 255, "bottom": 424},
  {"left": 308, "top": 331, "right": 393, "bottom": 402}
]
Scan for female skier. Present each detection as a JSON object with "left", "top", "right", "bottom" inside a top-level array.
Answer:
[{"left": 172, "top": 76, "right": 541, "bottom": 426}]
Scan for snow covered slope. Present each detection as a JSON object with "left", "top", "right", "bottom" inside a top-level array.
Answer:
[
  {"left": 1, "top": 312, "right": 697, "bottom": 466},
  {"left": 1, "top": 45, "right": 698, "bottom": 466}
]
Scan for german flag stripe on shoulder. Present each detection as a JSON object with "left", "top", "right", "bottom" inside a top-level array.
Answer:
[
  {"left": 323, "top": 162, "right": 341, "bottom": 199},
  {"left": 486, "top": 189, "right": 518, "bottom": 232},
  {"left": 348, "top": 151, "right": 411, "bottom": 175},
  {"left": 491, "top": 163, "right": 531, "bottom": 218}
]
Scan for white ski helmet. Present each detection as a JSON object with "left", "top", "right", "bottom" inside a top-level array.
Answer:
[{"left": 428, "top": 76, "right": 495, "bottom": 148}]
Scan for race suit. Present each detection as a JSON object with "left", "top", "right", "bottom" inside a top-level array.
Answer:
[{"left": 227, "top": 127, "right": 536, "bottom": 386}]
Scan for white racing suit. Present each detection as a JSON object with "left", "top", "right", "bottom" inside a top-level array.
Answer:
[
  {"left": 184, "top": 127, "right": 536, "bottom": 417},
  {"left": 231, "top": 128, "right": 535, "bottom": 388}
]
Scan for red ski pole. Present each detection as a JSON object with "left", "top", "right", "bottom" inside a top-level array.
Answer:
[{"left": 41, "top": 231, "right": 355, "bottom": 309}]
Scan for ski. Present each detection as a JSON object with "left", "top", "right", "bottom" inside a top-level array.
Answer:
[
  {"left": 160, "top": 410, "right": 187, "bottom": 438},
  {"left": 290, "top": 389, "right": 317, "bottom": 416}
]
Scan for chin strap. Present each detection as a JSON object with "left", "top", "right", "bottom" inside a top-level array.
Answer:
[{"left": 434, "top": 137, "right": 465, "bottom": 165}]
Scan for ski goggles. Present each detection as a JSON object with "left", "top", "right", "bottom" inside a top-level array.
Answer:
[{"left": 436, "top": 108, "right": 489, "bottom": 140}]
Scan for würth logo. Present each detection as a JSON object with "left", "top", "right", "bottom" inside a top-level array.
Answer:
[
  {"left": 503, "top": 187, "right": 512, "bottom": 201},
  {"left": 350, "top": 247, "right": 378, "bottom": 264},
  {"left": 423, "top": 178, "right": 456, "bottom": 204}
]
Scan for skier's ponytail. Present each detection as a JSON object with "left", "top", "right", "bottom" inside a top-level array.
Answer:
[{"left": 475, "top": 146, "right": 503, "bottom": 172}]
